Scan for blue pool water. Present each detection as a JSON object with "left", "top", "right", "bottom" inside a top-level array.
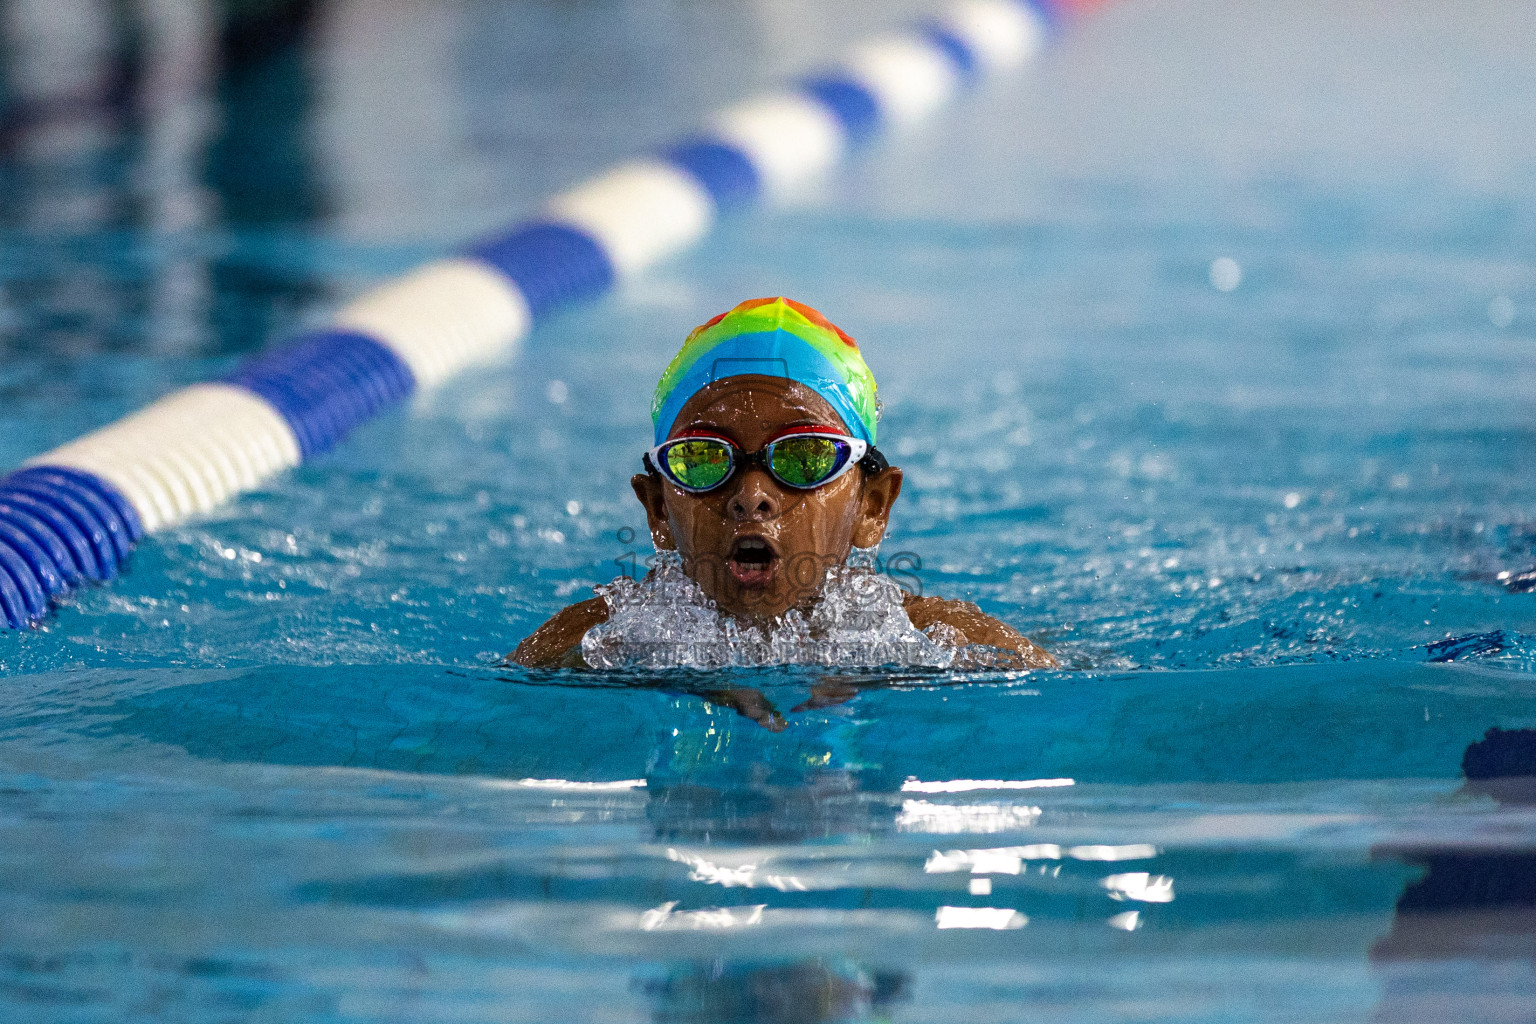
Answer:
[{"left": 3, "top": 0, "right": 1536, "bottom": 1019}]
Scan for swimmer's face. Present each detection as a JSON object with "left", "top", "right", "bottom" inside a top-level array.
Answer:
[{"left": 632, "top": 375, "right": 903, "bottom": 623}]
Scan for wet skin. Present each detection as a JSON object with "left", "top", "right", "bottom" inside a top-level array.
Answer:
[{"left": 509, "top": 375, "right": 1058, "bottom": 699}]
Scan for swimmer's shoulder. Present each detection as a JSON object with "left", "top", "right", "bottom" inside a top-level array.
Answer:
[
  {"left": 903, "top": 593, "right": 1058, "bottom": 668},
  {"left": 507, "top": 597, "right": 609, "bottom": 669}
]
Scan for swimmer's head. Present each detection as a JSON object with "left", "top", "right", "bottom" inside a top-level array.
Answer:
[{"left": 632, "top": 298, "right": 903, "bottom": 623}]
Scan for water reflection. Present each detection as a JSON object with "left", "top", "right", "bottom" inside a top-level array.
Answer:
[
  {"left": 647, "top": 773, "right": 881, "bottom": 846},
  {"left": 1371, "top": 728, "right": 1536, "bottom": 1022},
  {"left": 0, "top": 0, "right": 129, "bottom": 229},
  {"left": 135, "top": 0, "right": 218, "bottom": 355},
  {"left": 0, "top": 0, "right": 795, "bottom": 362},
  {"left": 0, "top": 0, "right": 307, "bottom": 358},
  {"left": 205, "top": 0, "right": 318, "bottom": 227},
  {"left": 646, "top": 679, "right": 893, "bottom": 843},
  {"left": 1, "top": 0, "right": 327, "bottom": 358},
  {"left": 204, "top": 0, "right": 327, "bottom": 352},
  {"left": 642, "top": 959, "right": 909, "bottom": 1024},
  {"left": 1, "top": 0, "right": 133, "bottom": 358}
]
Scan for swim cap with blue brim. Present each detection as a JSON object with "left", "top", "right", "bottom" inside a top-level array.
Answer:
[{"left": 651, "top": 297, "right": 879, "bottom": 447}]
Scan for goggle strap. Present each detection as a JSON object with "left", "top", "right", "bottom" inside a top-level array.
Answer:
[{"left": 857, "top": 445, "right": 888, "bottom": 476}]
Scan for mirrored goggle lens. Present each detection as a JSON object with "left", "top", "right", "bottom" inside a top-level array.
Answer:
[
  {"left": 768, "top": 436, "right": 849, "bottom": 488},
  {"left": 662, "top": 439, "right": 734, "bottom": 490}
]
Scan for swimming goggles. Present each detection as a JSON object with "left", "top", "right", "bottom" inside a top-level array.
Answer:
[{"left": 646, "top": 428, "right": 874, "bottom": 494}]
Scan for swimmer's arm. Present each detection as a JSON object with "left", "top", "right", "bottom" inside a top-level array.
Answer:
[
  {"left": 903, "top": 595, "right": 1058, "bottom": 668},
  {"left": 506, "top": 597, "right": 609, "bottom": 669},
  {"left": 699, "top": 687, "right": 787, "bottom": 732}
]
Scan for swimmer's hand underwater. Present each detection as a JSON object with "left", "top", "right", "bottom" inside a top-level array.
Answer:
[{"left": 507, "top": 298, "right": 1056, "bottom": 672}]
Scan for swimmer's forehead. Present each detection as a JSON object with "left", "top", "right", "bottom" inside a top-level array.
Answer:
[{"left": 669, "top": 375, "right": 849, "bottom": 442}]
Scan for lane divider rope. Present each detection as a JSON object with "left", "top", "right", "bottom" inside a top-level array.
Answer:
[{"left": 0, "top": 0, "right": 1101, "bottom": 627}]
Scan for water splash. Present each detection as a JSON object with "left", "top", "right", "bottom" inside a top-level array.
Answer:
[
  {"left": 580, "top": 550, "right": 960, "bottom": 670},
  {"left": 1424, "top": 631, "right": 1536, "bottom": 673}
]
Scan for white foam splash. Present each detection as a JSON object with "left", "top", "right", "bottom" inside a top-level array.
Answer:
[{"left": 579, "top": 549, "right": 959, "bottom": 669}]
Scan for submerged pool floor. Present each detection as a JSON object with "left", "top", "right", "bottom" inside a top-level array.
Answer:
[{"left": 2, "top": 0, "right": 1535, "bottom": 1019}]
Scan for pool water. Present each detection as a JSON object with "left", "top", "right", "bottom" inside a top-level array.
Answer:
[{"left": 3, "top": 0, "right": 1535, "bottom": 1020}]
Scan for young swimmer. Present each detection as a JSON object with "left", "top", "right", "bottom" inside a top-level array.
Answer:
[{"left": 511, "top": 297, "right": 1055, "bottom": 670}]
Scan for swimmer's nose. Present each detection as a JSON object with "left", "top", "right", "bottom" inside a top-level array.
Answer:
[{"left": 726, "top": 467, "right": 780, "bottom": 521}]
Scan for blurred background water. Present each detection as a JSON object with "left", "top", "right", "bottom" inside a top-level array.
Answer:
[{"left": 1, "top": 0, "right": 1535, "bottom": 1020}]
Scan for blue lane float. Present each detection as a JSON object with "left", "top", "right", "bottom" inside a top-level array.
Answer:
[
  {"left": 800, "top": 76, "right": 886, "bottom": 147},
  {"left": 662, "top": 141, "right": 763, "bottom": 213},
  {"left": 467, "top": 222, "right": 617, "bottom": 322},
  {"left": 0, "top": 0, "right": 1086, "bottom": 627},
  {"left": 0, "top": 467, "right": 144, "bottom": 627},
  {"left": 226, "top": 329, "right": 417, "bottom": 460}
]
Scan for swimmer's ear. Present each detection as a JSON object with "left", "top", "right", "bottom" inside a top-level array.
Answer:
[
  {"left": 851, "top": 466, "right": 903, "bottom": 548},
  {"left": 631, "top": 472, "right": 676, "bottom": 550}
]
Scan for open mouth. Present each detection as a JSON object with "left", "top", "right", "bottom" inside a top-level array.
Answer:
[{"left": 726, "top": 535, "right": 779, "bottom": 588}]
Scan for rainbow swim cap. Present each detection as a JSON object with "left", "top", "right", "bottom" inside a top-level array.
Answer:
[{"left": 651, "top": 297, "right": 879, "bottom": 447}]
